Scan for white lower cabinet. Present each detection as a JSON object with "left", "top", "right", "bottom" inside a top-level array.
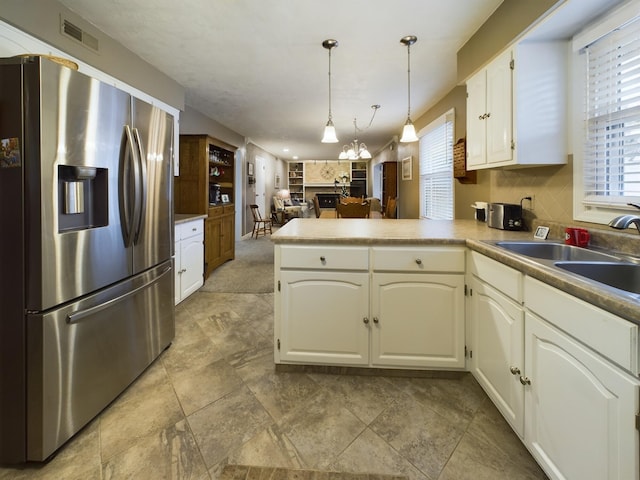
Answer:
[
  {"left": 275, "top": 244, "right": 466, "bottom": 369},
  {"left": 371, "top": 272, "right": 465, "bottom": 368},
  {"left": 279, "top": 269, "right": 369, "bottom": 365},
  {"left": 469, "top": 278, "right": 524, "bottom": 437},
  {"left": 174, "top": 219, "right": 204, "bottom": 305},
  {"left": 469, "top": 252, "right": 640, "bottom": 479},
  {"left": 525, "top": 312, "right": 639, "bottom": 480}
]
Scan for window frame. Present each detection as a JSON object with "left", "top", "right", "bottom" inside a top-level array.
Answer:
[
  {"left": 572, "top": 1, "right": 640, "bottom": 224},
  {"left": 418, "top": 109, "right": 455, "bottom": 220}
]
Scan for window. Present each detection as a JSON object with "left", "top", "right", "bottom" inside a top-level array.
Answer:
[
  {"left": 573, "top": 2, "right": 640, "bottom": 223},
  {"left": 419, "top": 110, "right": 454, "bottom": 219}
]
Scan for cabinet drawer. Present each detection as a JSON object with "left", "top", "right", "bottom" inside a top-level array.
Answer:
[
  {"left": 524, "top": 276, "right": 639, "bottom": 374},
  {"left": 280, "top": 245, "right": 369, "bottom": 271},
  {"left": 223, "top": 204, "right": 235, "bottom": 214},
  {"left": 469, "top": 251, "right": 522, "bottom": 302},
  {"left": 209, "top": 206, "right": 224, "bottom": 217},
  {"left": 175, "top": 220, "right": 204, "bottom": 241},
  {"left": 372, "top": 246, "right": 465, "bottom": 273}
]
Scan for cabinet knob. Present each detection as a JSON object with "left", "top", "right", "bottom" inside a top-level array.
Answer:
[
  {"left": 363, "top": 317, "right": 370, "bottom": 324},
  {"left": 486, "top": 112, "right": 491, "bottom": 118},
  {"left": 509, "top": 366, "right": 521, "bottom": 375},
  {"left": 415, "top": 258, "right": 422, "bottom": 265},
  {"left": 320, "top": 256, "right": 326, "bottom": 263},
  {"left": 519, "top": 376, "right": 531, "bottom": 386},
  {"left": 373, "top": 317, "right": 379, "bottom": 324},
  {"left": 478, "top": 114, "right": 485, "bottom": 120}
]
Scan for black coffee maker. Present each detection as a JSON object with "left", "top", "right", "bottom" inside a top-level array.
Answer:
[{"left": 209, "top": 183, "right": 221, "bottom": 204}]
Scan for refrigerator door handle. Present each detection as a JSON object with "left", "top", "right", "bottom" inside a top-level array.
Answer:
[
  {"left": 66, "top": 265, "right": 172, "bottom": 324},
  {"left": 132, "top": 127, "right": 147, "bottom": 244},
  {"left": 119, "top": 125, "right": 140, "bottom": 247}
]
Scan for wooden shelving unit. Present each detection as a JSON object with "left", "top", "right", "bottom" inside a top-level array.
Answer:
[{"left": 175, "top": 135, "right": 236, "bottom": 278}]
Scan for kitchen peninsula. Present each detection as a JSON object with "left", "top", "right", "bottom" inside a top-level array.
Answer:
[{"left": 272, "top": 217, "right": 640, "bottom": 480}]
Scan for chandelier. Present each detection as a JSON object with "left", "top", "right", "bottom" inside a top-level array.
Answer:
[{"left": 338, "top": 105, "right": 380, "bottom": 160}]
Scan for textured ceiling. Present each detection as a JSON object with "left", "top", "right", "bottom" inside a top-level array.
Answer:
[{"left": 56, "top": 0, "right": 507, "bottom": 160}]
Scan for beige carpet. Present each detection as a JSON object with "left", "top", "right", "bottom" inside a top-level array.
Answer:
[
  {"left": 200, "top": 233, "right": 275, "bottom": 293},
  {"left": 220, "top": 465, "right": 408, "bottom": 480}
]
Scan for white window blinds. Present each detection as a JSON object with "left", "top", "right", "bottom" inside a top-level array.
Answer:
[
  {"left": 583, "top": 14, "right": 640, "bottom": 206},
  {"left": 419, "top": 110, "right": 454, "bottom": 219}
]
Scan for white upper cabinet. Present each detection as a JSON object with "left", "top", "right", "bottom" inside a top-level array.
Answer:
[{"left": 466, "top": 42, "right": 568, "bottom": 170}]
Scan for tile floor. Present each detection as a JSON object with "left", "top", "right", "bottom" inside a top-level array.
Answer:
[{"left": 0, "top": 291, "right": 548, "bottom": 480}]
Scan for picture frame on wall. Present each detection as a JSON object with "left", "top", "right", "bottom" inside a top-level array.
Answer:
[
  {"left": 402, "top": 156, "right": 412, "bottom": 181},
  {"left": 248, "top": 162, "right": 254, "bottom": 176},
  {"left": 275, "top": 174, "right": 281, "bottom": 189}
]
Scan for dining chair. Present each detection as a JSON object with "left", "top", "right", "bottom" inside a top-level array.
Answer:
[
  {"left": 383, "top": 197, "right": 397, "bottom": 219},
  {"left": 250, "top": 204, "right": 272, "bottom": 238},
  {"left": 336, "top": 201, "right": 370, "bottom": 218},
  {"left": 313, "top": 196, "right": 321, "bottom": 218}
]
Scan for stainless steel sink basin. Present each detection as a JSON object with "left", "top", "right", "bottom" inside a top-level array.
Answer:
[
  {"left": 495, "top": 241, "right": 621, "bottom": 262},
  {"left": 555, "top": 262, "right": 640, "bottom": 295}
]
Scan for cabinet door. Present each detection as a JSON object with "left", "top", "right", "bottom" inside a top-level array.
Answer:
[
  {"left": 279, "top": 270, "right": 369, "bottom": 365},
  {"left": 466, "top": 70, "right": 487, "bottom": 168},
  {"left": 525, "top": 313, "right": 640, "bottom": 480},
  {"left": 180, "top": 233, "right": 204, "bottom": 300},
  {"left": 485, "top": 48, "right": 513, "bottom": 164},
  {"left": 205, "top": 217, "right": 222, "bottom": 277},
  {"left": 220, "top": 213, "right": 234, "bottom": 261},
  {"left": 371, "top": 273, "right": 465, "bottom": 368},
  {"left": 470, "top": 279, "right": 524, "bottom": 437}
]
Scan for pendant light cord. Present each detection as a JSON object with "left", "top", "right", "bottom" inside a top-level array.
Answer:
[
  {"left": 328, "top": 47, "right": 333, "bottom": 122},
  {"left": 406, "top": 42, "right": 412, "bottom": 119}
]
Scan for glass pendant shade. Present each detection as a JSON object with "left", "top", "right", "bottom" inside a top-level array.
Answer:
[
  {"left": 359, "top": 147, "right": 372, "bottom": 159},
  {"left": 322, "top": 120, "right": 338, "bottom": 143},
  {"left": 400, "top": 118, "right": 419, "bottom": 143}
]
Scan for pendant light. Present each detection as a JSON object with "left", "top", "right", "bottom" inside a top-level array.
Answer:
[
  {"left": 400, "top": 35, "right": 419, "bottom": 143},
  {"left": 321, "top": 39, "right": 339, "bottom": 143}
]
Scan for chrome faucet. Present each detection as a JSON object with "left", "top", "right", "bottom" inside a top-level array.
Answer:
[
  {"left": 609, "top": 203, "right": 640, "bottom": 234},
  {"left": 609, "top": 215, "right": 640, "bottom": 234}
]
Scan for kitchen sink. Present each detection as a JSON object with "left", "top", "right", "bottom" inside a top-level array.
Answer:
[
  {"left": 555, "top": 262, "right": 640, "bottom": 295},
  {"left": 494, "top": 241, "right": 622, "bottom": 262}
]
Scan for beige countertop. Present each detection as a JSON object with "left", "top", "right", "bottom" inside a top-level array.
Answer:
[
  {"left": 272, "top": 218, "right": 640, "bottom": 325},
  {"left": 271, "top": 218, "right": 533, "bottom": 244},
  {"left": 175, "top": 213, "right": 207, "bottom": 225}
]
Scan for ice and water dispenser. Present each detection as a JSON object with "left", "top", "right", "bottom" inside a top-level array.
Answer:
[{"left": 58, "top": 165, "right": 108, "bottom": 232}]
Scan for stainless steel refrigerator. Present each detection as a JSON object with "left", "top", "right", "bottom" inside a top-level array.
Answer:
[{"left": 0, "top": 55, "right": 175, "bottom": 463}]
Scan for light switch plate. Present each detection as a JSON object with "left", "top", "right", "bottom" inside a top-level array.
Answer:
[{"left": 534, "top": 226, "right": 550, "bottom": 240}]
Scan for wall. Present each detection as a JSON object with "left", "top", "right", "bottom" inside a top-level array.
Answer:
[
  {"left": 457, "top": 0, "right": 563, "bottom": 82},
  {"left": 0, "top": 0, "right": 183, "bottom": 110}
]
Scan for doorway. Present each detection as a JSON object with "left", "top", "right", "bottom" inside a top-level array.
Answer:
[{"left": 255, "top": 156, "right": 266, "bottom": 215}]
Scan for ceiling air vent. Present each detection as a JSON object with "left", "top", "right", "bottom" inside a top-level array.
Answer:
[{"left": 61, "top": 17, "right": 99, "bottom": 52}]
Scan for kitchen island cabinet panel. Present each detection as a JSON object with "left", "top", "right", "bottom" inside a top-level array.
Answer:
[
  {"left": 371, "top": 273, "right": 465, "bottom": 368},
  {"left": 279, "top": 270, "right": 369, "bottom": 365}
]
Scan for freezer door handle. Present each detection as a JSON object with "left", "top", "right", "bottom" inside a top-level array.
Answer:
[
  {"left": 66, "top": 265, "right": 171, "bottom": 324},
  {"left": 132, "top": 127, "right": 147, "bottom": 244}
]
